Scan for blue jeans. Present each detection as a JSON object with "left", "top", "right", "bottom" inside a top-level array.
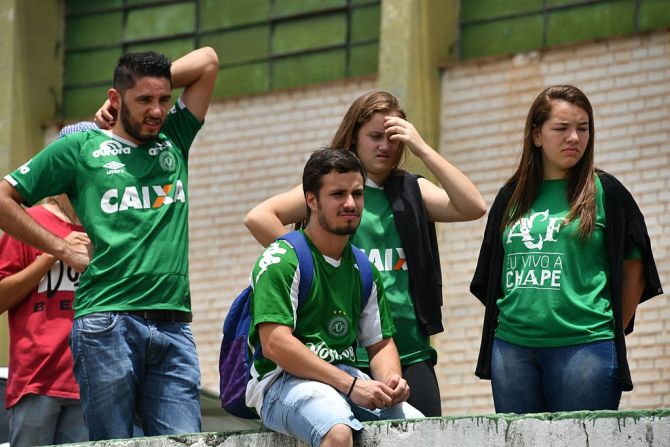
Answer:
[
  {"left": 491, "top": 338, "right": 622, "bottom": 413},
  {"left": 261, "top": 364, "right": 424, "bottom": 447},
  {"left": 8, "top": 394, "right": 88, "bottom": 447},
  {"left": 70, "top": 312, "right": 201, "bottom": 440}
]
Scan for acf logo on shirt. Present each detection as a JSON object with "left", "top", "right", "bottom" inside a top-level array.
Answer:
[
  {"left": 327, "top": 309, "right": 349, "bottom": 338},
  {"left": 159, "top": 151, "right": 177, "bottom": 172},
  {"left": 505, "top": 210, "right": 565, "bottom": 290},
  {"left": 506, "top": 210, "right": 564, "bottom": 250}
]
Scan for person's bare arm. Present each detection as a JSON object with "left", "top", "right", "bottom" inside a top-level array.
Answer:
[
  {"left": 0, "top": 230, "right": 91, "bottom": 313},
  {"left": 0, "top": 253, "right": 55, "bottom": 313},
  {"left": 367, "top": 337, "right": 409, "bottom": 406},
  {"left": 171, "top": 46, "right": 219, "bottom": 122},
  {"left": 0, "top": 182, "right": 90, "bottom": 272},
  {"left": 384, "top": 116, "right": 486, "bottom": 222},
  {"left": 622, "top": 258, "right": 645, "bottom": 328},
  {"left": 244, "top": 185, "right": 308, "bottom": 247},
  {"left": 259, "top": 323, "right": 395, "bottom": 409}
]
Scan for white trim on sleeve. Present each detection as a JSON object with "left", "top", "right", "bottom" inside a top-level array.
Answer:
[{"left": 4, "top": 175, "right": 17, "bottom": 186}]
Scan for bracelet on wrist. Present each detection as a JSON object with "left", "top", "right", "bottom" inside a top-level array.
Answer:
[{"left": 346, "top": 377, "right": 358, "bottom": 398}]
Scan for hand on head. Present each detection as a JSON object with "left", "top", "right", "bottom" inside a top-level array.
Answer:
[
  {"left": 384, "top": 116, "right": 428, "bottom": 157},
  {"left": 94, "top": 99, "right": 117, "bottom": 129}
]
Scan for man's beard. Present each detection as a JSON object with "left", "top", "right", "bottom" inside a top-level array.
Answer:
[
  {"left": 120, "top": 101, "right": 161, "bottom": 142},
  {"left": 316, "top": 203, "right": 360, "bottom": 235}
]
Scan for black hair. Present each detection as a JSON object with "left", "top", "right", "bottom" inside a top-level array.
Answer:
[
  {"left": 113, "top": 51, "right": 172, "bottom": 92},
  {"left": 302, "top": 148, "right": 366, "bottom": 218}
]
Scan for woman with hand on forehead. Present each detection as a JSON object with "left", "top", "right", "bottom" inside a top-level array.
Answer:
[
  {"left": 245, "top": 90, "right": 486, "bottom": 417},
  {"left": 471, "top": 84, "right": 663, "bottom": 413}
]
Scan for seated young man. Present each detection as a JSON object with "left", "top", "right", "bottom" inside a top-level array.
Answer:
[{"left": 245, "top": 149, "right": 423, "bottom": 447}]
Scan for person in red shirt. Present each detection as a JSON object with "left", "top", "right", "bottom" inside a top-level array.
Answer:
[{"left": 0, "top": 194, "right": 90, "bottom": 447}]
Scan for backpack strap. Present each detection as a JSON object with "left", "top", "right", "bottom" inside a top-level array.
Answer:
[
  {"left": 351, "top": 244, "right": 373, "bottom": 307},
  {"left": 277, "top": 232, "right": 372, "bottom": 308},
  {"left": 278, "top": 231, "right": 314, "bottom": 306}
]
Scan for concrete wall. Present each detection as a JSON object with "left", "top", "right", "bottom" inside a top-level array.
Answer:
[
  {"left": 186, "top": 30, "right": 669, "bottom": 415},
  {"left": 59, "top": 411, "right": 670, "bottom": 447}
]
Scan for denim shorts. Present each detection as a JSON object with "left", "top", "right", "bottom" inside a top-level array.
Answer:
[
  {"left": 260, "top": 364, "right": 423, "bottom": 447},
  {"left": 491, "top": 338, "right": 622, "bottom": 413},
  {"left": 70, "top": 312, "right": 201, "bottom": 440}
]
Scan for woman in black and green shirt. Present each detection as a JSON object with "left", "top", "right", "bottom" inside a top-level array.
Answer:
[{"left": 471, "top": 85, "right": 663, "bottom": 413}]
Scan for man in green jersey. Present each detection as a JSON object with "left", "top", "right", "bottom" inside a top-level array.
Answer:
[
  {"left": 0, "top": 47, "right": 218, "bottom": 440},
  {"left": 247, "top": 149, "right": 422, "bottom": 447}
]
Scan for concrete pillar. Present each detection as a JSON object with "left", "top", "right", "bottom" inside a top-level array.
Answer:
[
  {"left": 378, "top": 0, "right": 458, "bottom": 177},
  {"left": 0, "top": 0, "right": 65, "bottom": 364}
]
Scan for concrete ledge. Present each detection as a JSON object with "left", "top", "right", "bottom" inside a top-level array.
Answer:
[{"left": 63, "top": 409, "right": 670, "bottom": 446}]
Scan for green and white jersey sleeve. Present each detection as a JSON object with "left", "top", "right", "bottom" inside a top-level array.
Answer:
[
  {"left": 5, "top": 99, "right": 202, "bottom": 317},
  {"left": 245, "top": 231, "right": 394, "bottom": 414},
  {"left": 4, "top": 134, "right": 81, "bottom": 204},
  {"left": 162, "top": 97, "right": 203, "bottom": 159}
]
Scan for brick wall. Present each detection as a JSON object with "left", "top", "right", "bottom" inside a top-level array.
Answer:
[
  {"left": 187, "top": 30, "right": 669, "bottom": 416},
  {"left": 439, "top": 30, "right": 670, "bottom": 414},
  {"left": 188, "top": 78, "right": 377, "bottom": 391}
]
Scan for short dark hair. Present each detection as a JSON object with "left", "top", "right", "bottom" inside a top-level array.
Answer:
[
  {"left": 302, "top": 148, "right": 366, "bottom": 217},
  {"left": 113, "top": 51, "right": 172, "bottom": 92}
]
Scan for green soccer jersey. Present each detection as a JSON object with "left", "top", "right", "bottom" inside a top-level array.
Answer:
[
  {"left": 497, "top": 176, "right": 615, "bottom": 347},
  {"left": 351, "top": 181, "right": 436, "bottom": 367},
  {"left": 5, "top": 99, "right": 201, "bottom": 317},
  {"left": 245, "top": 230, "right": 395, "bottom": 413}
]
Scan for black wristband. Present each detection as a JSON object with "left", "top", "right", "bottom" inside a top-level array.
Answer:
[{"left": 346, "top": 377, "right": 358, "bottom": 398}]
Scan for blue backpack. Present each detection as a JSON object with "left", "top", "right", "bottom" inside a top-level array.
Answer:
[{"left": 219, "top": 231, "right": 374, "bottom": 419}]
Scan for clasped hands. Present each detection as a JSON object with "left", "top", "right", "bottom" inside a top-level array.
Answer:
[{"left": 348, "top": 373, "right": 410, "bottom": 410}]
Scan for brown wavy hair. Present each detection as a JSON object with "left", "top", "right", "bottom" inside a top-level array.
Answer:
[
  {"left": 502, "top": 85, "right": 596, "bottom": 238},
  {"left": 330, "top": 90, "right": 408, "bottom": 171}
]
